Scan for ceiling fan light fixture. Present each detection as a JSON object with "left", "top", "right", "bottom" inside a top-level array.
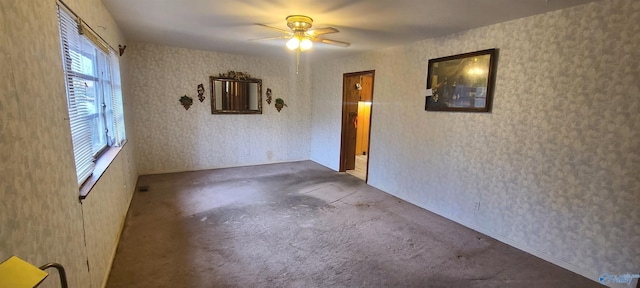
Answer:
[
  {"left": 286, "top": 37, "right": 300, "bottom": 50},
  {"left": 300, "top": 38, "right": 313, "bottom": 51},
  {"left": 256, "top": 15, "right": 349, "bottom": 74},
  {"left": 286, "top": 15, "right": 313, "bottom": 32},
  {"left": 286, "top": 35, "right": 313, "bottom": 51}
]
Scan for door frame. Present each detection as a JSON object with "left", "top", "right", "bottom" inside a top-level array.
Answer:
[{"left": 339, "top": 70, "right": 375, "bottom": 182}]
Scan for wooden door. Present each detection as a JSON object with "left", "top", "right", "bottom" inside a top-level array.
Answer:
[
  {"left": 340, "top": 70, "right": 375, "bottom": 174},
  {"left": 360, "top": 75, "right": 373, "bottom": 102},
  {"left": 342, "top": 75, "right": 360, "bottom": 170}
]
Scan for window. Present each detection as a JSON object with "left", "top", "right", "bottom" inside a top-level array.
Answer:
[{"left": 57, "top": 3, "right": 126, "bottom": 187}]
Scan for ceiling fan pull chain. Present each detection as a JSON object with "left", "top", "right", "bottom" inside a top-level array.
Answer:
[{"left": 296, "top": 49, "right": 300, "bottom": 75}]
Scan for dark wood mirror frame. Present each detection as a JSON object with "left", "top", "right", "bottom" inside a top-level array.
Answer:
[{"left": 210, "top": 76, "right": 262, "bottom": 114}]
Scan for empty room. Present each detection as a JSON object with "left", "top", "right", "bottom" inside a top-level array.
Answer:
[{"left": 1, "top": 0, "right": 638, "bottom": 287}]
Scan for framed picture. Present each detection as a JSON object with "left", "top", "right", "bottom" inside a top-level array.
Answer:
[{"left": 426, "top": 49, "right": 498, "bottom": 112}]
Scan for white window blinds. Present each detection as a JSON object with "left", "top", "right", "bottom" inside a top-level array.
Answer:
[
  {"left": 58, "top": 5, "right": 95, "bottom": 185},
  {"left": 57, "top": 3, "right": 126, "bottom": 187},
  {"left": 109, "top": 50, "right": 126, "bottom": 146}
]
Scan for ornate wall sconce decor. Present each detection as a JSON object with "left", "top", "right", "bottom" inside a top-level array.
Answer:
[
  {"left": 197, "top": 83, "right": 205, "bottom": 102},
  {"left": 266, "top": 88, "right": 273, "bottom": 105},
  {"left": 179, "top": 95, "right": 193, "bottom": 110},
  {"left": 274, "top": 98, "right": 287, "bottom": 112}
]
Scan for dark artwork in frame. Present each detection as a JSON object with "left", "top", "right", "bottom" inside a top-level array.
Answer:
[{"left": 425, "top": 49, "right": 498, "bottom": 112}]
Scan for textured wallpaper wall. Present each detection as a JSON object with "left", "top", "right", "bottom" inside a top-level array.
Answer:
[
  {"left": 128, "top": 43, "right": 312, "bottom": 175},
  {"left": 82, "top": 146, "right": 138, "bottom": 287},
  {"left": 310, "top": 0, "right": 639, "bottom": 282},
  {"left": 0, "top": 1, "right": 137, "bottom": 287}
]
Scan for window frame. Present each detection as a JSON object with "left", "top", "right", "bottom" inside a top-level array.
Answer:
[
  {"left": 71, "top": 43, "right": 110, "bottom": 158},
  {"left": 57, "top": 1, "right": 127, "bottom": 199}
]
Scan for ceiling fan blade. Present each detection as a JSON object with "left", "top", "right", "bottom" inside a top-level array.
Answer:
[
  {"left": 308, "top": 27, "right": 339, "bottom": 36},
  {"left": 317, "top": 38, "right": 350, "bottom": 47},
  {"left": 249, "top": 35, "right": 291, "bottom": 41},
  {"left": 255, "top": 23, "right": 290, "bottom": 34}
]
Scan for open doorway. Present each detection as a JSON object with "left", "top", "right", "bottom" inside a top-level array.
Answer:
[{"left": 339, "top": 70, "right": 374, "bottom": 182}]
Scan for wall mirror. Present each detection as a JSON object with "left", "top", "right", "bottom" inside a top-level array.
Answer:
[{"left": 210, "top": 73, "right": 262, "bottom": 114}]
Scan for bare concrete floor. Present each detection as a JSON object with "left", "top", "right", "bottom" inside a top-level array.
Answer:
[{"left": 106, "top": 161, "right": 603, "bottom": 288}]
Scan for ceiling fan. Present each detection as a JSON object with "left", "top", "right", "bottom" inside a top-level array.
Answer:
[{"left": 254, "top": 15, "right": 350, "bottom": 51}]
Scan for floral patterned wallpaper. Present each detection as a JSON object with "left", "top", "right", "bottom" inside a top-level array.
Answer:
[
  {"left": 0, "top": 0, "right": 137, "bottom": 287},
  {"left": 127, "top": 43, "right": 312, "bottom": 175},
  {"left": 311, "top": 0, "right": 639, "bottom": 284}
]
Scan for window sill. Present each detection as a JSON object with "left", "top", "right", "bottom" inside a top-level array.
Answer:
[{"left": 79, "top": 140, "right": 127, "bottom": 200}]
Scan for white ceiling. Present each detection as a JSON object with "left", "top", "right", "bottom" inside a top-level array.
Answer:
[{"left": 103, "top": 0, "right": 600, "bottom": 61}]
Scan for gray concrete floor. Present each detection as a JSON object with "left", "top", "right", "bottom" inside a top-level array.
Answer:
[{"left": 106, "top": 161, "right": 603, "bottom": 288}]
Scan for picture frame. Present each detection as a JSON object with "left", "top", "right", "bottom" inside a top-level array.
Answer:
[{"left": 425, "top": 48, "right": 498, "bottom": 112}]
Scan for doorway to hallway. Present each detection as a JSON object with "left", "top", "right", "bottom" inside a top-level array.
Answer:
[{"left": 339, "top": 70, "right": 374, "bottom": 182}]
